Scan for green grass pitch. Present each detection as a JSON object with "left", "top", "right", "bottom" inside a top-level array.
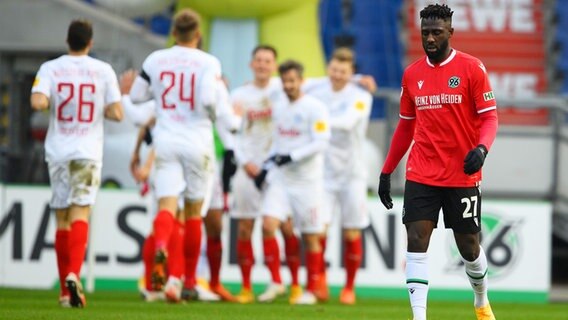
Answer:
[{"left": 1, "top": 288, "right": 568, "bottom": 320}]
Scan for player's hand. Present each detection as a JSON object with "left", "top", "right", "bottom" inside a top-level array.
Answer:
[
  {"left": 378, "top": 173, "right": 393, "bottom": 209},
  {"left": 271, "top": 154, "right": 292, "bottom": 166},
  {"left": 136, "top": 163, "right": 152, "bottom": 182},
  {"left": 119, "top": 69, "right": 138, "bottom": 95},
  {"left": 463, "top": 144, "right": 488, "bottom": 175},
  {"left": 222, "top": 192, "right": 230, "bottom": 213},
  {"left": 358, "top": 75, "right": 378, "bottom": 93},
  {"left": 222, "top": 149, "right": 237, "bottom": 193},
  {"left": 244, "top": 162, "right": 260, "bottom": 178},
  {"left": 254, "top": 169, "right": 268, "bottom": 190},
  {"left": 129, "top": 153, "right": 141, "bottom": 181}
]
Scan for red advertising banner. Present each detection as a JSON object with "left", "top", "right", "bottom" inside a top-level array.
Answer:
[{"left": 406, "top": 0, "right": 548, "bottom": 125}]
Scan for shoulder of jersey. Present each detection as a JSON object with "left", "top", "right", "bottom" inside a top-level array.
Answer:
[
  {"left": 404, "top": 56, "right": 427, "bottom": 72},
  {"left": 303, "top": 94, "right": 326, "bottom": 108}
]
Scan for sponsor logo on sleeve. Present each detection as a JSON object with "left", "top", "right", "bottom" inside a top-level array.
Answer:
[
  {"left": 314, "top": 120, "right": 328, "bottom": 132},
  {"left": 483, "top": 91, "right": 495, "bottom": 101},
  {"left": 32, "top": 77, "right": 39, "bottom": 87},
  {"left": 355, "top": 101, "right": 366, "bottom": 111}
]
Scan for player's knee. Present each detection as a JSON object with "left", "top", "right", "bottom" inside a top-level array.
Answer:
[{"left": 406, "top": 232, "right": 429, "bottom": 252}]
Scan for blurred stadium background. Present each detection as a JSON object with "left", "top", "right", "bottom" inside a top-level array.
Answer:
[{"left": 0, "top": 0, "right": 567, "bottom": 309}]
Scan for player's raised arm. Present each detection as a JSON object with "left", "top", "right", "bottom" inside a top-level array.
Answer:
[{"left": 129, "top": 66, "right": 154, "bottom": 103}]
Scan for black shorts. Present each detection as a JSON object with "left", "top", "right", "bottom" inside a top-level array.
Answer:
[{"left": 402, "top": 180, "right": 482, "bottom": 234}]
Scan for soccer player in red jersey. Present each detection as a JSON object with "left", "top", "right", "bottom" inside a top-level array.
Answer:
[{"left": 377, "top": 4, "right": 498, "bottom": 320}]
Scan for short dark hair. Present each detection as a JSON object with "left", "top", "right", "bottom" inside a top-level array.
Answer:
[
  {"left": 331, "top": 47, "right": 355, "bottom": 67},
  {"left": 67, "top": 19, "right": 93, "bottom": 51},
  {"left": 173, "top": 8, "right": 200, "bottom": 43},
  {"left": 420, "top": 4, "right": 453, "bottom": 22},
  {"left": 252, "top": 45, "right": 278, "bottom": 59},
  {"left": 278, "top": 60, "right": 304, "bottom": 77}
]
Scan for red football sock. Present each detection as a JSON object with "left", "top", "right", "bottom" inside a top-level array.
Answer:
[
  {"left": 55, "top": 229, "right": 70, "bottom": 297},
  {"left": 306, "top": 251, "right": 322, "bottom": 292},
  {"left": 68, "top": 220, "right": 88, "bottom": 277},
  {"left": 183, "top": 218, "right": 202, "bottom": 289},
  {"left": 344, "top": 237, "right": 363, "bottom": 290},
  {"left": 207, "top": 236, "right": 222, "bottom": 287},
  {"left": 284, "top": 235, "right": 301, "bottom": 286},
  {"left": 153, "top": 210, "right": 175, "bottom": 250},
  {"left": 320, "top": 236, "right": 328, "bottom": 273},
  {"left": 237, "top": 239, "right": 254, "bottom": 290},
  {"left": 142, "top": 234, "right": 155, "bottom": 291},
  {"left": 167, "top": 221, "right": 185, "bottom": 279},
  {"left": 263, "top": 237, "right": 282, "bottom": 284}
]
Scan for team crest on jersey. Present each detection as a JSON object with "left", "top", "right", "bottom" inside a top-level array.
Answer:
[{"left": 448, "top": 76, "right": 460, "bottom": 88}]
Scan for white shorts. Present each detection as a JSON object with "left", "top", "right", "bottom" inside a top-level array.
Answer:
[
  {"left": 262, "top": 178, "right": 324, "bottom": 234},
  {"left": 231, "top": 168, "right": 262, "bottom": 219},
  {"left": 206, "top": 163, "right": 224, "bottom": 211},
  {"left": 153, "top": 143, "right": 213, "bottom": 201},
  {"left": 48, "top": 160, "right": 101, "bottom": 209},
  {"left": 322, "top": 179, "right": 369, "bottom": 229}
]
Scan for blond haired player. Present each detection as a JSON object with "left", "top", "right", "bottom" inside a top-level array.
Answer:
[
  {"left": 30, "top": 19, "right": 123, "bottom": 308},
  {"left": 230, "top": 46, "right": 302, "bottom": 304},
  {"left": 255, "top": 60, "right": 330, "bottom": 305},
  {"left": 303, "top": 47, "right": 373, "bottom": 305},
  {"left": 129, "top": 8, "right": 224, "bottom": 301}
]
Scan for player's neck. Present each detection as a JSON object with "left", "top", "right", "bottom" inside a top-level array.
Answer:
[
  {"left": 287, "top": 92, "right": 303, "bottom": 103},
  {"left": 253, "top": 78, "right": 270, "bottom": 88},
  {"left": 331, "top": 82, "right": 348, "bottom": 92},
  {"left": 175, "top": 40, "right": 199, "bottom": 49},
  {"left": 68, "top": 49, "right": 89, "bottom": 56}
]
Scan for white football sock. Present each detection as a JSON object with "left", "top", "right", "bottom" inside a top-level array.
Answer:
[
  {"left": 406, "top": 251, "right": 429, "bottom": 320},
  {"left": 462, "top": 246, "right": 489, "bottom": 308}
]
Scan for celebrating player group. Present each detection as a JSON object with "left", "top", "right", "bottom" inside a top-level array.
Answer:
[{"left": 31, "top": 2, "right": 497, "bottom": 320}]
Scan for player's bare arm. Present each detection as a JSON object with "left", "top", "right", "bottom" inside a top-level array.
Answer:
[
  {"left": 104, "top": 101, "right": 124, "bottom": 121},
  {"left": 30, "top": 92, "right": 49, "bottom": 110}
]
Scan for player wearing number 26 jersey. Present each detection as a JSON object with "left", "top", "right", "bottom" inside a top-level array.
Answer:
[
  {"left": 30, "top": 19, "right": 123, "bottom": 309},
  {"left": 128, "top": 8, "right": 224, "bottom": 302}
]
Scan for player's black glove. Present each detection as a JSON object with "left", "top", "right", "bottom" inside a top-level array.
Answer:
[
  {"left": 222, "top": 149, "right": 237, "bottom": 193},
  {"left": 271, "top": 154, "right": 292, "bottom": 166},
  {"left": 463, "top": 144, "right": 488, "bottom": 175},
  {"left": 254, "top": 169, "right": 268, "bottom": 190},
  {"left": 378, "top": 173, "right": 393, "bottom": 209}
]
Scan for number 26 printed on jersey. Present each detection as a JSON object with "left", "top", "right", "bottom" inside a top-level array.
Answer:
[
  {"left": 160, "top": 71, "right": 195, "bottom": 110},
  {"left": 57, "top": 83, "right": 95, "bottom": 123}
]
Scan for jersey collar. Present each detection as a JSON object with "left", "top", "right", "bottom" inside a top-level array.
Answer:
[{"left": 426, "top": 49, "right": 456, "bottom": 68}]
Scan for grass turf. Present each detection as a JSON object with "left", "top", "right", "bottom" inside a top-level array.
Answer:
[{"left": 1, "top": 288, "right": 567, "bottom": 320}]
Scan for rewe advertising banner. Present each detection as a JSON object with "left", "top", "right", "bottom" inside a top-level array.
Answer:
[
  {"left": 0, "top": 185, "right": 551, "bottom": 302},
  {"left": 407, "top": 0, "right": 547, "bottom": 125}
]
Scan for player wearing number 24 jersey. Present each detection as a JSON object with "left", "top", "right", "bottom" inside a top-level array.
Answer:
[
  {"left": 129, "top": 8, "right": 225, "bottom": 303},
  {"left": 30, "top": 19, "right": 123, "bottom": 309}
]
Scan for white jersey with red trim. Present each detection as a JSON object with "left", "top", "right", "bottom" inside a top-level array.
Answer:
[
  {"left": 305, "top": 80, "right": 372, "bottom": 189},
  {"left": 131, "top": 46, "right": 222, "bottom": 149},
  {"left": 31, "top": 55, "right": 121, "bottom": 163},
  {"left": 230, "top": 78, "right": 283, "bottom": 166},
  {"left": 269, "top": 94, "right": 330, "bottom": 183}
]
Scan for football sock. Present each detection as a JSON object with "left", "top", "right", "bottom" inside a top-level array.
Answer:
[
  {"left": 142, "top": 234, "right": 155, "bottom": 291},
  {"left": 406, "top": 251, "right": 429, "bottom": 320},
  {"left": 344, "top": 236, "right": 363, "bottom": 290},
  {"left": 167, "top": 221, "right": 185, "bottom": 279},
  {"left": 462, "top": 246, "right": 489, "bottom": 308},
  {"left": 263, "top": 237, "right": 282, "bottom": 284},
  {"left": 320, "top": 236, "right": 327, "bottom": 274},
  {"left": 68, "top": 220, "right": 88, "bottom": 277},
  {"left": 237, "top": 239, "right": 254, "bottom": 290},
  {"left": 207, "top": 236, "right": 223, "bottom": 287},
  {"left": 55, "top": 229, "right": 70, "bottom": 297},
  {"left": 183, "top": 218, "right": 202, "bottom": 289},
  {"left": 153, "top": 210, "right": 175, "bottom": 250},
  {"left": 306, "top": 251, "right": 322, "bottom": 292},
  {"left": 284, "top": 234, "right": 301, "bottom": 286}
]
